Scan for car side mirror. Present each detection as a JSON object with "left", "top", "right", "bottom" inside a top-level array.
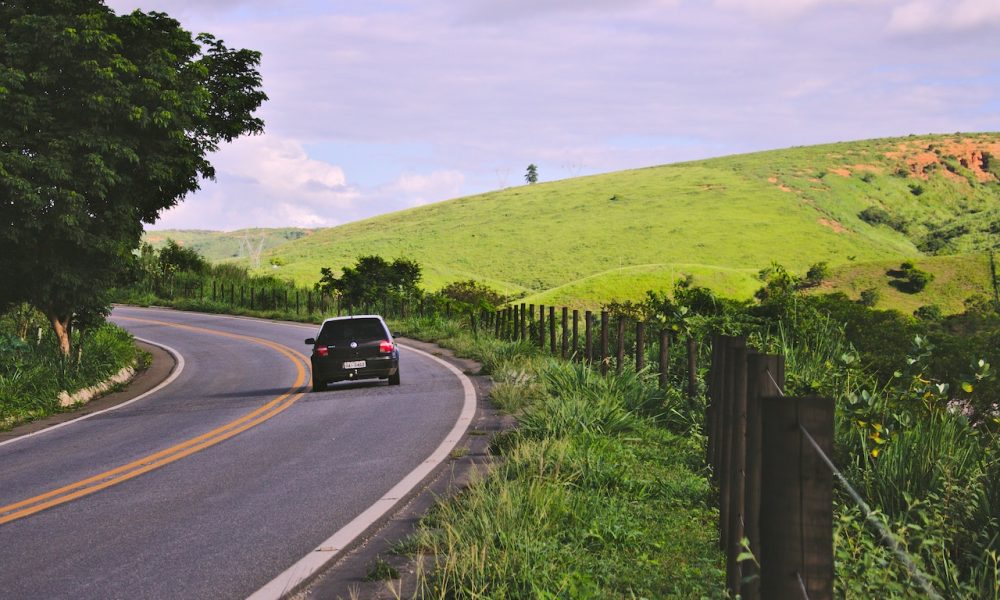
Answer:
[{"left": 304, "top": 337, "right": 316, "bottom": 345}]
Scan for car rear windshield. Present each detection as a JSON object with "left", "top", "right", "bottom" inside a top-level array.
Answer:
[{"left": 317, "top": 318, "right": 388, "bottom": 344}]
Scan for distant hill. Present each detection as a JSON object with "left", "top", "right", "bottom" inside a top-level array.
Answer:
[
  {"left": 143, "top": 228, "right": 314, "bottom": 263},
  {"left": 158, "top": 133, "right": 1000, "bottom": 314}
]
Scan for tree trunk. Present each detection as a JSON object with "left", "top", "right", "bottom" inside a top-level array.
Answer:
[{"left": 47, "top": 312, "right": 72, "bottom": 358}]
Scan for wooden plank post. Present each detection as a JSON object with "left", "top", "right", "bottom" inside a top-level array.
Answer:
[
  {"left": 561, "top": 307, "right": 569, "bottom": 358},
  {"left": 658, "top": 329, "right": 670, "bottom": 389},
  {"left": 538, "top": 305, "right": 546, "bottom": 349},
  {"left": 494, "top": 307, "right": 502, "bottom": 338},
  {"left": 512, "top": 305, "right": 519, "bottom": 340},
  {"left": 742, "top": 354, "right": 785, "bottom": 600},
  {"left": 759, "top": 395, "right": 834, "bottom": 600},
  {"left": 528, "top": 304, "right": 535, "bottom": 341},
  {"left": 585, "top": 310, "right": 593, "bottom": 363},
  {"left": 726, "top": 342, "right": 749, "bottom": 597},
  {"left": 572, "top": 309, "right": 579, "bottom": 360},
  {"left": 616, "top": 316, "right": 625, "bottom": 375},
  {"left": 549, "top": 306, "right": 556, "bottom": 354},
  {"left": 718, "top": 336, "right": 746, "bottom": 551},
  {"left": 635, "top": 321, "right": 646, "bottom": 373},
  {"left": 600, "top": 311, "right": 609, "bottom": 375}
]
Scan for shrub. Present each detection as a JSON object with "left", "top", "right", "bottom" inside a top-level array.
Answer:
[
  {"left": 890, "top": 262, "right": 935, "bottom": 294},
  {"left": 858, "top": 206, "right": 909, "bottom": 233},
  {"left": 858, "top": 287, "right": 880, "bottom": 307}
]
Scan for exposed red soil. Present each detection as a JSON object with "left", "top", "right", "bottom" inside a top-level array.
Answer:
[{"left": 818, "top": 218, "right": 848, "bottom": 234}]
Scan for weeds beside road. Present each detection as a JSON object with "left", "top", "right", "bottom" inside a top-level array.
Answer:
[
  {"left": 0, "top": 309, "right": 140, "bottom": 430},
  {"left": 390, "top": 315, "right": 726, "bottom": 598}
]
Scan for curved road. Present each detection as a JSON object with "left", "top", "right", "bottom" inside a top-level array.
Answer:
[{"left": 0, "top": 306, "right": 474, "bottom": 599}]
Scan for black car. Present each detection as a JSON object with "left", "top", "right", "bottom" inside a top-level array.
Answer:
[{"left": 305, "top": 315, "right": 400, "bottom": 391}]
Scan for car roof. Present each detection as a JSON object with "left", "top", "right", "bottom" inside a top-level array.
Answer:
[{"left": 320, "top": 314, "right": 385, "bottom": 325}]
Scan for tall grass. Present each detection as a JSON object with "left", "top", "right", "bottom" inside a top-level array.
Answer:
[
  {"left": 0, "top": 316, "right": 138, "bottom": 430},
  {"left": 400, "top": 318, "right": 725, "bottom": 598}
]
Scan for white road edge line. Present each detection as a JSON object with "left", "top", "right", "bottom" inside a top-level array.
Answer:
[
  {"left": 246, "top": 342, "right": 477, "bottom": 600},
  {"left": 0, "top": 337, "right": 185, "bottom": 449}
]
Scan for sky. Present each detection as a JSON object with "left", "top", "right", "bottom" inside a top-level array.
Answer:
[{"left": 103, "top": 0, "right": 1000, "bottom": 231}]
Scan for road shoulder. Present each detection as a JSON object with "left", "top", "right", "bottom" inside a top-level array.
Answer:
[
  {"left": 0, "top": 341, "right": 175, "bottom": 443},
  {"left": 290, "top": 337, "right": 514, "bottom": 600}
]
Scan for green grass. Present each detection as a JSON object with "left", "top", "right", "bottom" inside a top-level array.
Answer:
[
  {"left": 810, "top": 253, "right": 993, "bottom": 315},
  {"left": 393, "top": 316, "right": 725, "bottom": 598},
  {"left": 222, "top": 133, "right": 1000, "bottom": 311},
  {"left": 143, "top": 227, "right": 313, "bottom": 263},
  {"left": 0, "top": 316, "right": 139, "bottom": 430}
]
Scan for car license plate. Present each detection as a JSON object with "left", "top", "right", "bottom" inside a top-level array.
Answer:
[{"left": 343, "top": 360, "right": 366, "bottom": 369}]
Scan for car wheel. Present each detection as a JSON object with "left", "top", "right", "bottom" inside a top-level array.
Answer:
[
  {"left": 388, "top": 371, "right": 401, "bottom": 386},
  {"left": 312, "top": 375, "right": 327, "bottom": 392}
]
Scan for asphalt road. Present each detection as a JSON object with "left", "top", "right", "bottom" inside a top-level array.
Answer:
[{"left": 0, "top": 306, "right": 472, "bottom": 599}]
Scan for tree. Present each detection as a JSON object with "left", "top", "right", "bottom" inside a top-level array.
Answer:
[
  {"left": 316, "top": 256, "right": 422, "bottom": 310},
  {"left": 0, "top": 1, "right": 267, "bottom": 356},
  {"left": 525, "top": 163, "right": 538, "bottom": 184},
  {"left": 158, "top": 239, "right": 208, "bottom": 275},
  {"left": 438, "top": 280, "right": 506, "bottom": 310}
]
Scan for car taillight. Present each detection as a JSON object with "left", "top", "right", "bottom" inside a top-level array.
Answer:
[
  {"left": 379, "top": 340, "right": 394, "bottom": 353},
  {"left": 315, "top": 346, "right": 329, "bottom": 357}
]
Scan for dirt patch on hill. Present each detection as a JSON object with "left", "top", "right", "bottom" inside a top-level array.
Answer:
[
  {"left": 885, "top": 137, "right": 1000, "bottom": 182},
  {"left": 819, "top": 218, "right": 848, "bottom": 234}
]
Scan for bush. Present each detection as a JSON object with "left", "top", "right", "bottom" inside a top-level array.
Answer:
[
  {"left": 858, "top": 207, "right": 908, "bottom": 233},
  {"left": 859, "top": 287, "right": 881, "bottom": 307}
]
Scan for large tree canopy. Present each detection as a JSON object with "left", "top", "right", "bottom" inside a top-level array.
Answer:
[
  {"left": 317, "top": 256, "right": 423, "bottom": 310},
  {"left": 0, "top": 0, "right": 266, "bottom": 354}
]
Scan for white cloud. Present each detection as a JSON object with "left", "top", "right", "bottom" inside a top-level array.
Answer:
[
  {"left": 376, "top": 170, "right": 465, "bottom": 209},
  {"left": 713, "top": 0, "right": 878, "bottom": 19},
  {"left": 888, "top": 0, "right": 1000, "bottom": 34}
]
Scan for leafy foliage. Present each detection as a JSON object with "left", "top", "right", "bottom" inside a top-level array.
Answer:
[
  {"left": 0, "top": 1, "right": 266, "bottom": 354},
  {"left": 316, "top": 255, "right": 422, "bottom": 309}
]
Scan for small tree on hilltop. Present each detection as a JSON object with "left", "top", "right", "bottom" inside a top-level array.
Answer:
[{"left": 525, "top": 164, "right": 539, "bottom": 184}]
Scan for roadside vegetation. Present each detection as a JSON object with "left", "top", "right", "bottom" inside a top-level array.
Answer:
[
  {"left": 382, "top": 265, "right": 1000, "bottom": 598},
  {"left": 390, "top": 316, "right": 725, "bottom": 598},
  {"left": 0, "top": 305, "right": 140, "bottom": 431}
]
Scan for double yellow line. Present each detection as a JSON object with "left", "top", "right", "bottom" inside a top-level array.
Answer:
[{"left": 0, "top": 317, "right": 310, "bottom": 526}]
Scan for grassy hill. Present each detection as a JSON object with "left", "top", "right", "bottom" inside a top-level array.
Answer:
[
  {"left": 176, "top": 133, "right": 1000, "bottom": 313},
  {"left": 144, "top": 228, "right": 313, "bottom": 263}
]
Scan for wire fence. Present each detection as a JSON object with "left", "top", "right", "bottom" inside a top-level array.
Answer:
[{"left": 711, "top": 335, "right": 942, "bottom": 600}]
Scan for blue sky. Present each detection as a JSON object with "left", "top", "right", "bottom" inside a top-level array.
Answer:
[{"left": 104, "top": 0, "right": 1000, "bottom": 231}]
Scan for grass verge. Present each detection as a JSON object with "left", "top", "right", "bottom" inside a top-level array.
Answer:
[
  {"left": 391, "top": 315, "right": 725, "bottom": 598},
  {"left": 0, "top": 316, "right": 140, "bottom": 431}
]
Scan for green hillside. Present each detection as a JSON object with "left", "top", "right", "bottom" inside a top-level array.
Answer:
[
  {"left": 226, "top": 133, "right": 999, "bottom": 312},
  {"left": 144, "top": 228, "right": 313, "bottom": 262}
]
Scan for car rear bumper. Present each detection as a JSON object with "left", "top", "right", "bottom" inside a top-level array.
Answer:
[{"left": 312, "top": 355, "right": 399, "bottom": 383}]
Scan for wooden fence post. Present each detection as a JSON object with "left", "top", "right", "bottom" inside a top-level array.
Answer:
[
  {"left": 726, "top": 343, "right": 749, "bottom": 596},
  {"left": 561, "top": 307, "right": 569, "bottom": 358},
  {"left": 538, "top": 305, "right": 546, "bottom": 348},
  {"left": 659, "top": 329, "right": 670, "bottom": 389},
  {"left": 759, "top": 395, "right": 834, "bottom": 600},
  {"left": 528, "top": 304, "right": 535, "bottom": 341},
  {"left": 600, "top": 311, "right": 609, "bottom": 375},
  {"left": 742, "top": 354, "right": 785, "bottom": 600},
  {"left": 718, "top": 336, "right": 746, "bottom": 553},
  {"left": 520, "top": 303, "right": 527, "bottom": 341},
  {"left": 572, "top": 309, "right": 579, "bottom": 360},
  {"left": 549, "top": 306, "right": 556, "bottom": 354},
  {"left": 635, "top": 321, "right": 646, "bottom": 373},
  {"left": 616, "top": 316, "right": 625, "bottom": 375},
  {"left": 585, "top": 310, "right": 593, "bottom": 363}
]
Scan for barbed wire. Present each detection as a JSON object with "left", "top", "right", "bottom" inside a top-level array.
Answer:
[{"left": 763, "top": 367, "right": 942, "bottom": 599}]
